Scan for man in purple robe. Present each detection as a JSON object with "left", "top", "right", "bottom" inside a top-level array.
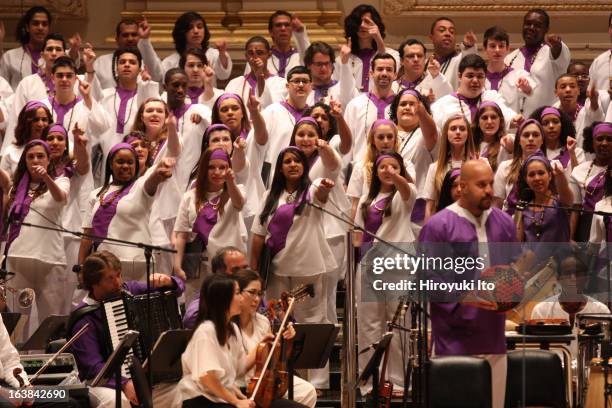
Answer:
[
  {"left": 419, "top": 160, "right": 517, "bottom": 408},
  {"left": 69, "top": 251, "right": 184, "bottom": 408}
]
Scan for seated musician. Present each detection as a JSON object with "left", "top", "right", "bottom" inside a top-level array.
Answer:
[
  {"left": 233, "top": 269, "right": 317, "bottom": 408},
  {"left": 177, "top": 273, "right": 307, "bottom": 408},
  {"left": 69, "top": 250, "right": 185, "bottom": 408},
  {"left": 0, "top": 314, "right": 79, "bottom": 408}
]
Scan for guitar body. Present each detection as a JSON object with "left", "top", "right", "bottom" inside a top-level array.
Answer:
[{"left": 378, "top": 380, "right": 393, "bottom": 408}]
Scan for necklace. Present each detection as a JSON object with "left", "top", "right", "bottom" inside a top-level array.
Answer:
[
  {"left": 373, "top": 199, "right": 386, "bottom": 212},
  {"left": 206, "top": 195, "right": 221, "bottom": 210},
  {"left": 286, "top": 189, "right": 297, "bottom": 203},
  {"left": 583, "top": 161, "right": 605, "bottom": 198},
  {"left": 399, "top": 128, "right": 418, "bottom": 155},
  {"left": 50, "top": 95, "right": 78, "bottom": 131},
  {"left": 99, "top": 184, "right": 130, "bottom": 208}
]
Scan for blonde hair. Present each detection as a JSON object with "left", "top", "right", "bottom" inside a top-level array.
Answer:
[
  {"left": 363, "top": 122, "right": 399, "bottom": 185},
  {"left": 432, "top": 115, "right": 478, "bottom": 209},
  {"left": 131, "top": 98, "right": 170, "bottom": 142}
]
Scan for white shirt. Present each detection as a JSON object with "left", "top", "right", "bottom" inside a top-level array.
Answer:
[
  {"left": 260, "top": 101, "right": 301, "bottom": 171},
  {"left": 306, "top": 61, "right": 359, "bottom": 109},
  {"left": 93, "top": 53, "right": 116, "bottom": 90},
  {"left": 224, "top": 75, "right": 287, "bottom": 109},
  {"left": 484, "top": 68, "right": 537, "bottom": 114},
  {"left": 553, "top": 99, "right": 605, "bottom": 148},
  {"left": 505, "top": 42, "right": 571, "bottom": 117},
  {"left": 344, "top": 92, "right": 393, "bottom": 162},
  {"left": 177, "top": 321, "right": 246, "bottom": 403},
  {"left": 335, "top": 47, "right": 400, "bottom": 94},
  {"left": 8, "top": 177, "right": 69, "bottom": 264},
  {"left": 570, "top": 160, "right": 607, "bottom": 205},
  {"left": 0, "top": 46, "right": 42, "bottom": 90},
  {"left": 243, "top": 30, "right": 311, "bottom": 78},
  {"left": 391, "top": 72, "right": 453, "bottom": 102},
  {"left": 235, "top": 313, "right": 271, "bottom": 387},
  {"left": 251, "top": 183, "right": 337, "bottom": 277},
  {"left": 138, "top": 39, "right": 232, "bottom": 86},
  {"left": 173, "top": 186, "right": 248, "bottom": 260},
  {"left": 398, "top": 127, "right": 438, "bottom": 194},
  {"left": 588, "top": 49, "right": 611, "bottom": 94},
  {"left": 0, "top": 314, "right": 28, "bottom": 388}
]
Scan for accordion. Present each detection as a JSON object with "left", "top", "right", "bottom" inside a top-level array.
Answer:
[{"left": 102, "top": 290, "right": 182, "bottom": 377}]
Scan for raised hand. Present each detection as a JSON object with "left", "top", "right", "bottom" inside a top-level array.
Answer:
[
  {"left": 510, "top": 114, "right": 524, "bottom": 129},
  {"left": 225, "top": 168, "right": 236, "bottom": 184},
  {"left": 203, "top": 65, "right": 215, "bottom": 87},
  {"left": 155, "top": 157, "right": 175, "bottom": 180},
  {"left": 329, "top": 97, "right": 343, "bottom": 118},
  {"left": 32, "top": 165, "right": 48, "bottom": 179},
  {"left": 140, "top": 65, "right": 151, "bottom": 82},
  {"left": 339, "top": 37, "right": 352, "bottom": 64},
  {"left": 427, "top": 56, "right": 441, "bottom": 78},
  {"left": 190, "top": 113, "right": 202, "bottom": 124},
  {"left": 233, "top": 137, "right": 247, "bottom": 152},
  {"left": 566, "top": 136, "right": 577, "bottom": 153},
  {"left": 551, "top": 160, "right": 565, "bottom": 179},
  {"left": 72, "top": 123, "right": 88, "bottom": 146},
  {"left": 587, "top": 86, "right": 600, "bottom": 111},
  {"left": 247, "top": 91, "right": 260, "bottom": 113},
  {"left": 463, "top": 30, "right": 477, "bottom": 48},
  {"left": 516, "top": 77, "right": 532, "bottom": 95},
  {"left": 215, "top": 39, "right": 228, "bottom": 54},
  {"left": 319, "top": 178, "right": 335, "bottom": 190},
  {"left": 545, "top": 34, "right": 562, "bottom": 58},
  {"left": 68, "top": 32, "right": 82, "bottom": 60},
  {"left": 363, "top": 16, "right": 382, "bottom": 43},
  {"left": 166, "top": 111, "right": 177, "bottom": 129},
  {"left": 78, "top": 78, "right": 91, "bottom": 99},
  {"left": 291, "top": 16, "right": 305, "bottom": 33},
  {"left": 138, "top": 16, "right": 151, "bottom": 39},
  {"left": 83, "top": 43, "right": 97, "bottom": 70}
]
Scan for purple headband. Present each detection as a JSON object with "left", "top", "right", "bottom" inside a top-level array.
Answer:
[
  {"left": 25, "top": 139, "right": 50, "bottom": 154},
  {"left": 280, "top": 146, "right": 303, "bottom": 156},
  {"left": 593, "top": 122, "right": 612, "bottom": 137},
  {"left": 449, "top": 167, "right": 461, "bottom": 179},
  {"left": 371, "top": 119, "right": 396, "bottom": 132},
  {"left": 540, "top": 107, "right": 561, "bottom": 119},
  {"left": 517, "top": 118, "right": 544, "bottom": 137},
  {"left": 399, "top": 89, "right": 420, "bottom": 99},
  {"left": 210, "top": 148, "right": 230, "bottom": 162},
  {"left": 296, "top": 116, "right": 320, "bottom": 130},
  {"left": 109, "top": 142, "right": 136, "bottom": 158},
  {"left": 521, "top": 150, "right": 552, "bottom": 173},
  {"left": 47, "top": 124, "right": 67, "bottom": 137},
  {"left": 375, "top": 153, "right": 396, "bottom": 167},
  {"left": 479, "top": 101, "right": 500, "bottom": 111},
  {"left": 214, "top": 93, "right": 243, "bottom": 108},
  {"left": 205, "top": 123, "right": 232, "bottom": 140},
  {"left": 24, "top": 100, "right": 47, "bottom": 112},
  {"left": 124, "top": 131, "right": 146, "bottom": 145}
]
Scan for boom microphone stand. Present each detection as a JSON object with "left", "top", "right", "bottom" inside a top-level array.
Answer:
[{"left": 307, "top": 201, "right": 427, "bottom": 407}]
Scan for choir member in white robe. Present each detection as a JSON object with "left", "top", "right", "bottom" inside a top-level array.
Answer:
[
  {"left": 392, "top": 38, "right": 453, "bottom": 102},
  {"left": 344, "top": 53, "right": 397, "bottom": 161},
  {"left": 260, "top": 66, "right": 313, "bottom": 183},
  {"left": 225, "top": 36, "right": 287, "bottom": 109},
  {"left": 93, "top": 19, "right": 140, "bottom": 90},
  {"left": 243, "top": 11, "right": 311, "bottom": 78},
  {"left": 505, "top": 9, "right": 571, "bottom": 117},
  {"left": 483, "top": 26, "right": 536, "bottom": 115},
  {"left": 428, "top": 17, "right": 478, "bottom": 91},
  {"left": 587, "top": 14, "right": 612, "bottom": 94},
  {"left": 0, "top": 6, "right": 50, "bottom": 90},
  {"left": 337, "top": 5, "right": 400, "bottom": 93},
  {"left": 304, "top": 41, "right": 359, "bottom": 108},
  {"left": 473, "top": 101, "right": 512, "bottom": 173},
  {"left": 137, "top": 12, "right": 231, "bottom": 87},
  {"left": 176, "top": 48, "right": 224, "bottom": 110},
  {"left": 431, "top": 54, "right": 518, "bottom": 132},
  {"left": 88, "top": 47, "right": 159, "bottom": 182}
]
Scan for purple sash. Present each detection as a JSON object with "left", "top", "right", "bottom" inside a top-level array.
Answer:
[
  {"left": 54, "top": 162, "right": 75, "bottom": 179},
  {"left": 367, "top": 92, "right": 394, "bottom": 120},
  {"left": 265, "top": 190, "right": 309, "bottom": 256},
  {"left": 192, "top": 199, "right": 220, "bottom": 248},
  {"left": 271, "top": 48, "right": 297, "bottom": 77},
  {"left": 583, "top": 171, "right": 606, "bottom": 211},
  {"left": 357, "top": 49, "right": 376, "bottom": 91},
  {"left": 519, "top": 45, "right": 541, "bottom": 72},
  {"left": 280, "top": 101, "right": 307, "bottom": 123},
  {"left": 398, "top": 76, "right": 424, "bottom": 90},
  {"left": 26, "top": 45, "right": 41, "bottom": 75},
  {"left": 49, "top": 96, "right": 82, "bottom": 125},
  {"left": 359, "top": 196, "right": 389, "bottom": 261},
  {"left": 313, "top": 80, "right": 338, "bottom": 102},
  {"left": 486, "top": 66, "right": 513, "bottom": 91},
  {"left": 116, "top": 87, "right": 137, "bottom": 134},
  {"left": 452, "top": 92, "right": 480, "bottom": 122},
  {"left": 505, "top": 184, "right": 519, "bottom": 216},
  {"left": 553, "top": 148, "right": 571, "bottom": 168},
  {"left": 91, "top": 184, "right": 135, "bottom": 248},
  {"left": 5, "top": 195, "right": 33, "bottom": 252},
  {"left": 245, "top": 74, "right": 257, "bottom": 95},
  {"left": 187, "top": 87, "right": 204, "bottom": 102},
  {"left": 411, "top": 198, "right": 426, "bottom": 223}
]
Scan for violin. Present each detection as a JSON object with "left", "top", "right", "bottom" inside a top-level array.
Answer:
[{"left": 247, "top": 285, "right": 314, "bottom": 408}]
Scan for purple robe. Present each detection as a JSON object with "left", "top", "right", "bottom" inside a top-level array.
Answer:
[
  {"left": 187, "top": 87, "right": 204, "bottom": 102},
  {"left": 418, "top": 206, "right": 517, "bottom": 355},
  {"left": 452, "top": 92, "right": 480, "bottom": 122},
  {"left": 519, "top": 45, "right": 542, "bottom": 73},
  {"left": 522, "top": 200, "right": 569, "bottom": 243},
  {"left": 49, "top": 96, "right": 82, "bottom": 125},
  {"left": 280, "top": 101, "right": 307, "bottom": 123},
  {"left": 552, "top": 148, "right": 571, "bottom": 169},
  {"left": 69, "top": 278, "right": 185, "bottom": 388}
]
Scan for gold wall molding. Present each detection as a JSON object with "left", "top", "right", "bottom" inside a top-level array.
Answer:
[
  {"left": 384, "top": 0, "right": 612, "bottom": 14},
  {"left": 0, "top": 0, "right": 86, "bottom": 18}
]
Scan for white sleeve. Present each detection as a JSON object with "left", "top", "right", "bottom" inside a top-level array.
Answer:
[
  {"left": 337, "top": 60, "right": 358, "bottom": 109},
  {"left": 251, "top": 192, "right": 270, "bottom": 236},
  {"left": 137, "top": 38, "right": 164, "bottom": 82},
  {"left": 569, "top": 168, "right": 583, "bottom": 205},
  {"left": 551, "top": 42, "right": 571, "bottom": 79},
  {"left": 174, "top": 192, "right": 193, "bottom": 233},
  {"left": 459, "top": 43, "right": 478, "bottom": 57},
  {"left": 82, "top": 189, "right": 99, "bottom": 229},
  {"left": 493, "top": 162, "right": 508, "bottom": 200},
  {"left": 346, "top": 163, "right": 365, "bottom": 199},
  {"left": 207, "top": 48, "right": 233, "bottom": 81},
  {"left": 0, "top": 315, "right": 25, "bottom": 388},
  {"left": 421, "top": 164, "right": 436, "bottom": 201},
  {"left": 293, "top": 29, "right": 310, "bottom": 63},
  {"left": 429, "top": 73, "right": 453, "bottom": 100},
  {"left": 188, "top": 325, "right": 228, "bottom": 382}
]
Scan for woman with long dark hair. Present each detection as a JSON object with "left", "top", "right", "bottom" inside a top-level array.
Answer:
[
  {"left": 138, "top": 11, "right": 231, "bottom": 85},
  {"left": 472, "top": 101, "right": 511, "bottom": 172},
  {"left": 530, "top": 106, "right": 583, "bottom": 171}
]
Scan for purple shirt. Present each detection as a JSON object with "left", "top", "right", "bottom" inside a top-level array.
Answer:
[
  {"left": 69, "top": 277, "right": 185, "bottom": 388},
  {"left": 419, "top": 206, "right": 517, "bottom": 356}
]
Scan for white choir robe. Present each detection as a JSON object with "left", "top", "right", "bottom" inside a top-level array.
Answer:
[
  {"left": 88, "top": 81, "right": 160, "bottom": 181},
  {"left": 224, "top": 75, "right": 287, "bottom": 109},
  {"left": 93, "top": 53, "right": 116, "bottom": 90},
  {"left": 334, "top": 47, "right": 400, "bottom": 94},
  {"left": 243, "top": 30, "right": 310, "bottom": 78},
  {"left": 505, "top": 42, "right": 571, "bottom": 117},
  {"left": 260, "top": 101, "right": 302, "bottom": 174},
  {"left": 553, "top": 99, "right": 605, "bottom": 148},
  {"left": 0, "top": 77, "right": 13, "bottom": 132},
  {"left": 433, "top": 43, "right": 478, "bottom": 91},
  {"left": 431, "top": 90, "right": 517, "bottom": 132},
  {"left": 391, "top": 72, "right": 453, "bottom": 102},
  {"left": 138, "top": 39, "right": 232, "bottom": 87},
  {"left": 588, "top": 49, "right": 611, "bottom": 95},
  {"left": 344, "top": 92, "right": 392, "bottom": 163},
  {"left": 0, "top": 46, "right": 43, "bottom": 90},
  {"left": 484, "top": 68, "right": 537, "bottom": 114},
  {"left": 306, "top": 61, "right": 359, "bottom": 109},
  {"left": 160, "top": 88, "right": 224, "bottom": 111}
]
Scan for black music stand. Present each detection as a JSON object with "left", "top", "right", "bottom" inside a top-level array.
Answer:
[
  {"left": 357, "top": 332, "right": 393, "bottom": 407},
  {"left": 287, "top": 324, "right": 339, "bottom": 400},
  {"left": 129, "top": 355, "right": 153, "bottom": 408},
  {"left": 1, "top": 312, "right": 21, "bottom": 335},
  {"left": 20, "top": 315, "right": 68, "bottom": 351},
  {"left": 90, "top": 330, "right": 140, "bottom": 408},
  {"left": 142, "top": 329, "right": 193, "bottom": 384}
]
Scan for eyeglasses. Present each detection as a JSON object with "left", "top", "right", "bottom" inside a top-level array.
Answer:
[
  {"left": 311, "top": 61, "right": 332, "bottom": 68},
  {"left": 243, "top": 289, "right": 264, "bottom": 297},
  {"left": 289, "top": 78, "right": 311, "bottom": 85},
  {"left": 54, "top": 72, "right": 75, "bottom": 79}
]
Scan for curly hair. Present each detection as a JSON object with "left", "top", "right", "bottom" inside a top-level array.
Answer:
[
  {"left": 344, "top": 5, "right": 386, "bottom": 55},
  {"left": 172, "top": 12, "right": 210, "bottom": 55}
]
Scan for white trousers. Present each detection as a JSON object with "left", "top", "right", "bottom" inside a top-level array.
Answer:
[
  {"left": 477, "top": 354, "right": 507, "bottom": 408},
  {"left": 284, "top": 375, "right": 317, "bottom": 408},
  {"left": 89, "top": 382, "right": 177, "bottom": 408},
  {"left": 322, "top": 235, "right": 346, "bottom": 325}
]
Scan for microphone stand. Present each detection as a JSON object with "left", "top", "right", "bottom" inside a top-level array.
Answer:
[
  {"left": 11, "top": 217, "right": 176, "bottom": 400},
  {"left": 307, "top": 201, "right": 427, "bottom": 407},
  {"left": 511, "top": 201, "right": 612, "bottom": 310}
]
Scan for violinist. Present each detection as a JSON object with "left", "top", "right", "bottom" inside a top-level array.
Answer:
[
  {"left": 177, "top": 273, "right": 306, "bottom": 408},
  {"left": 233, "top": 269, "right": 316, "bottom": 408}
]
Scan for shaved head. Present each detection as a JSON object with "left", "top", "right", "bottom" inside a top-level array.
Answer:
[{"left": 459, "top": 160, "right": 494, "bottom": 216}]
